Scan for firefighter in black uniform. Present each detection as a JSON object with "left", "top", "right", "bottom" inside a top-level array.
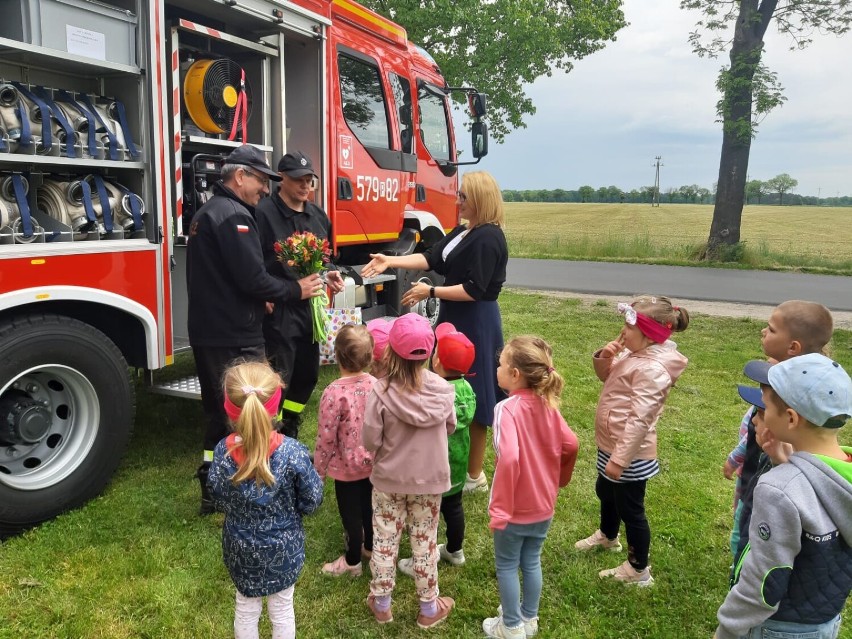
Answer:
[
  {"left": 186, "top": 145, "right": 325, "bottom": 514},
  {"left": 255, "top": 151, "right": 345, "bottom": 440}
]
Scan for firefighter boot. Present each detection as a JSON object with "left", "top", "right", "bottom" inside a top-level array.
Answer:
[
  {"left": 277, "top": 413, "right": 302, "bottom": 440},
  {"left": 195, "top": 463, "right": 215, "bottom": 516}
]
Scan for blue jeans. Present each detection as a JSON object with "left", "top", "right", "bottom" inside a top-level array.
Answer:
[
  {"left": 493, "top": 519, "right": 551, "bottom": 629},
  {"left": 744, "top": 614, "right": 841, "bottom": 639}
]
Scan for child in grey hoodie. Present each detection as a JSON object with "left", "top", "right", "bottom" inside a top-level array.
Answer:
[
  {"left": 715, "top": 354, "right": 852, "bottom": 639},
  {"left": 362, "top": 313, "right": 457, "bottom": 630}
]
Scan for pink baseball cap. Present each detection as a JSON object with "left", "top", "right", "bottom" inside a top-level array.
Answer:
[
  {"left": 366, "top": 318, "right": 395, "bottom": 361},
  {"left": 388, "top": 313, "right": 435, "bottom": 361},
  {"left": 435, "top": 322, "right": 475, "bottom": 375}
]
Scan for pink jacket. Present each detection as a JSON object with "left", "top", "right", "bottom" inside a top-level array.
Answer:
[
  {"left": 488, "top": 389, "right": 579, "bottom": 531},
  {"left": 314, "top": 372, "right": 376, "bottom": 481},
  {"left": 592, "top": 340, "right": 688, "bottom": 468},
  {"left": 362, "top": 369, "right": 456, "bottom": 495}
]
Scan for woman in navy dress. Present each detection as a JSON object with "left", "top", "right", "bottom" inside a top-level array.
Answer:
[{"left": 361, "top": 171, "right": 508, "bottom": 493}]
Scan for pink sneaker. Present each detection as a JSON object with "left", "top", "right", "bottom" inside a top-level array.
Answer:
[
  {"left": 321, "top": 555, "right": 362, "bottom": 577},
  {"left": 366, "top": 594, "right": 393, "bottom": 624},
  {"left": 416, "top": 596, "right": 455, "bottom": 629},
  {"left": 598, "top": 560, "right": 654, "bottom": 587}
]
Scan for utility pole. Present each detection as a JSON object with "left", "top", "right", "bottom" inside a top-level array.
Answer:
[{"left": 652, "top": 156, "right": 662, "bottom": 207}]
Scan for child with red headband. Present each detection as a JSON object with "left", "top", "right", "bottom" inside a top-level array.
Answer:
[
  {"left": 575, "top": 295, "right": 689, "bottom": 586},
  {"left": 208, "top": 360, "right": 323, "bottom": 639}
]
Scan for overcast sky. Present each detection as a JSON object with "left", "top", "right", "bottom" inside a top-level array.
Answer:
[{"left": 477, "top": 0, "right": 852, "bottom": 197}]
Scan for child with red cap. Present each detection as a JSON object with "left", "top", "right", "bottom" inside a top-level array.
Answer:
[
  {"left": 398, "top": 322, "right": 476, "bottom": 576},
  {"left": 362, "top": 313, "right": 457, "bottom": 629}
]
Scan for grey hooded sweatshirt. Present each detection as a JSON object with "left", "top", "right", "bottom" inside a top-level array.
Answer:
[
  {"left": 363, "top": 369, "right": 456, "bottom": 495},
  {"left": 716, "top": 449, "right": 852, "bottom": 639}
]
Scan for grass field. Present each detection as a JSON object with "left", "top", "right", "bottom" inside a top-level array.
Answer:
[
  {"left": 2, "top": 291, "right": 851, "bottom": 639},
  {"left": 504, "top": 203, "right": 852, "bottom": 274}
]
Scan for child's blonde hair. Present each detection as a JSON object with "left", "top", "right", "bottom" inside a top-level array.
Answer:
[
  {"left": 383, "top": 348, "right": 425, "bottom": 392},
  {"left": 223, "top": 360, "right": 283, "bottom": 487},
  {"left": 775, "top": 300, "right": 833, "bottom": 354},
  {"left": 335, "top": 324, "right": 374, "bottom": 372},
  {"left": 632, "top": 295, "right": 690, "bottom": 333},
  {"left": 502, "top": 335, "right": 564, "bottom": 409}
]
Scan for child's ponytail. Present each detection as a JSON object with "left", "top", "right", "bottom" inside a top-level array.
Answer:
[
  {"left": 503, "top": 336, "right": 564, "bottom": 409},
  {"left": 223, "top": 361, "right": 283, "bottom": 487}
]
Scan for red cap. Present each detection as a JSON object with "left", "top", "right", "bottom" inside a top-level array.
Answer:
[{"left": 435, "top": 322, "right": 475, "bottom": 374}]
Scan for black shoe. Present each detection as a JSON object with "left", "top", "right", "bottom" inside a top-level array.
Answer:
[{"left": 195, "top": 463, "right": 215, "bottom": 516}]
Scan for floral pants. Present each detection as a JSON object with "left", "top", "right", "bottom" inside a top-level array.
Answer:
[{"left": 369, "top": 490, "right": 441, "bottom": 601}]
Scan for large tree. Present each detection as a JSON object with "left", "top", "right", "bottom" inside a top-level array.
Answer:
[
  {"left": 680, "top": 1, "right": 852, "bottom": 258},
  {"left": 362, "top": 0, "right": 627, "bottom": 141},
  {"left": 765, "top": 172, "right": 798, "bottom": 204}
]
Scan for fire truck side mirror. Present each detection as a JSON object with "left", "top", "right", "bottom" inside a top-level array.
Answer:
[
  {"left": 471, "top": 121, "right": 488, "bottom": 159},
  {"left": 468, "top": 92, "right": 487, "bottom": 118}
]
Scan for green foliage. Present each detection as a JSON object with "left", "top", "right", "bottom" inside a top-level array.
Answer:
[
  {"left": 764, "top": 173, "right": 799, "bottom": 205},
  {"left": 362, "top": 0, "right": 627, "bottom": 140},
  {"left": 1, "top": 294, "right": 850, "bottom": 638},
  {"left": 715, "top": 56, "right": 786, "bottom": 142}
]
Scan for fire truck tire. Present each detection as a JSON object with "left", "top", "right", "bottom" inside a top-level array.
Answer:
[
  {"left": 401, "top": 268, "right": 444, "bottom": 326},
  {"left": 0, "top": 314, "right": 135, "bottom": 536}
]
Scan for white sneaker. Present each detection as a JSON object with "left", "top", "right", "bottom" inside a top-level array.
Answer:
[
  {"left": 574, "top": 529, "right": 623, "bottom": 552},
  {"left": 599, "top": 560, "right": 654, "bottom": 587},
  {"left": 397, "top": 557, "right": 415, "bottom": 578},
  {"left": 463, "top": 471, "right": 488, "bottom": 493},
  {"left": 438, "top": 544, "right": 466, "bottom": 566},
  {"left": 496, "top": 605, "right": 539, "bottom": 637},
  {"left": 483, "top": 615, "right": 527, "bottom": 638}
]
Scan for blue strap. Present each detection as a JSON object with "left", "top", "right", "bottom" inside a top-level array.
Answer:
[
  {"left": 34, "top": 86, "right": 76, "bottom": 158},
  {"left": 112, "top": 100, "right": 139, "bottom": 160},
  {"left": 79, "top": 93, "right": 119, "bottom": 160},
  {"left": 79, "top": 179, "right": 99, "bottom": 230},
  {"left": 11, "top": 174, "right": 34, "bottom": 237},
  {"left": 92, "top": 174, "right": 113, "bottom": 233},
  {"left": 108, "top": 180, "right": 143, "bottom": 231},
  {"left": 11, "top": 82, "right": 52, "bottom": 150},
  {"left": 15, "top": 101, "right": 32, "bottom": 147},
  {"left": 55, "top": 90, "right": 98, "bottom": 157}
]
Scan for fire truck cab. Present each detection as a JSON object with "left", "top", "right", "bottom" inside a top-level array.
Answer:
[{"left": 0, "top": 0, "right": 487, "bottom": 533}]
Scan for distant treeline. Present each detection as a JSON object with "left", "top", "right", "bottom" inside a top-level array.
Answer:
[{"left": 503, "top": 186, "right": 852, "bottom": 207}]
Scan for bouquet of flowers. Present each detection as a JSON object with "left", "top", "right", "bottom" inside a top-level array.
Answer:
[{"left": 273, "top": 231, "right": 332, "bottom": 343}]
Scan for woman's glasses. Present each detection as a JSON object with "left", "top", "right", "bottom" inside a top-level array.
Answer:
[{"left": 457, "top": 190, "right": 467, "bottom": 203}]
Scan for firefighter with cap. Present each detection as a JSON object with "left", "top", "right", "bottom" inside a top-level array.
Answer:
[
  {"left": 186, "top": 144, "right": 325, "bottom": 515},
  {"left": 255, "top": 151, "right": 345, "bottom": 440}
]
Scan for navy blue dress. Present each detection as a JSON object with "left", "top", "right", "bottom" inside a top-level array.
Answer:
[
  {"left": 208, "top": 435, "right": 324, "bottom": 597},
  {"left": 425, "top": 223, "right": 508, "bottom": 426}
]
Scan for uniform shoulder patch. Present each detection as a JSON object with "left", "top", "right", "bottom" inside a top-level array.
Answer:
[{"left": 757, "top": 522, "right": 771, "bottom": 541}]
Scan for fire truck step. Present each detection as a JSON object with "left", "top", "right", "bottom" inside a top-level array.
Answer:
[{"left": 148, "top": 375, "right": 202, "bottom": 400}]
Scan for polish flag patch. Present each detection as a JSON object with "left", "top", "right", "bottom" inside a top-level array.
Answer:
[{"left": 236, "top": 224, "right": 250, "bottom": 233}]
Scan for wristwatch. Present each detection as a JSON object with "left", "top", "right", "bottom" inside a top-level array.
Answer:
[{"left": 429, "top": 286, "right": 436, "bottom": 299}]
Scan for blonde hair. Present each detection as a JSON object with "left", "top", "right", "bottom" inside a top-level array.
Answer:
[
  {"left": 382, "top": 348, "right": 425, "bottom": 392},
  {"left": 632, "top": 295, "right": 690, "bottom": 333},
  {"left": 462, "top": 171, "right": 504, "bottom": 227},
  {"left": 775, "top": 300, "right": 833, "bottom": 354},
  {"left": 335, "top": 324, "right": 374, "bottom": 372},
  {"left": 223, "top": 360, "right": 284, "bottom": 487},
  {"left": 502, "top": 335, "right": 564, "bottom": 409}
]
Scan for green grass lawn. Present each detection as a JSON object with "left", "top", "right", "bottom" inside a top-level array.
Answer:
[
  {"left": 504, "top": 203, "right": 852, "bottom": 275},
  {"left": 2, "top": 290, "right": 851, "bottom": 638}
]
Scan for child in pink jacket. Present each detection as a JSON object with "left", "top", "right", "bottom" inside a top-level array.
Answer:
[
  {"left": 575, "top": 295, "right": 689, "bottom": 587},
  {"left": 483, "top": 335, "right": 579, "bottom": 639},
  {"left": 314, "top": 324, "right": 377, "bottom": 577}
]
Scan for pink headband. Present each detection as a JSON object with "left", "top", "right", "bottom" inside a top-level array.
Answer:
[
  {"left": 224, "top": 386, "right": 282, "bottom": 421},
  {"left": 617, "top": 302, "right": 672, "bottom": 344}
]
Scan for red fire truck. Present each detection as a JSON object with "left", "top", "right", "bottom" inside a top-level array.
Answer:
[{"left": 0, "top": 0, "right": 487, "bottom": 533}]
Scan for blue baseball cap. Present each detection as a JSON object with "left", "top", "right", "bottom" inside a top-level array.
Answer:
[
  {"left": 737, "top": 385, "right": 765, "bottom": 410},
  {"left": 736, "top": 359, "right": 772, "bottom": 410},
  {"left": 768, "top": 353, "right": 852, "bottom": 429}
]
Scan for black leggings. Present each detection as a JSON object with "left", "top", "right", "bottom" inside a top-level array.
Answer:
[
  {"left": 596, "top": 474, "right": 650, "bottom": 570},
  {"left": 334, "top": 477, "right": 373, "bottom": 566},
  {"left": 440, "top": 491, "right": 465, "bottom": 553}
]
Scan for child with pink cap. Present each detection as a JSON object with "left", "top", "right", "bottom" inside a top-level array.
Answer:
[
  {"left": 366, "top": 317, "right": 394, "bottom": 378},
  {"left": 362, "top": 313, "right": 457, "bottom": 629}
]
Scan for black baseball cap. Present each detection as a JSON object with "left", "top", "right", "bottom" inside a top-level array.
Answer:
[
  {"left": 226, "top": 145, "right": 281, "bottom": 181},
  {"left": 278, "top": 151, "right": 318, "bottom": 178}
]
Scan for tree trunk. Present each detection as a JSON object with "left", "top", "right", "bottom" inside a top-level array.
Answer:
[{"left": 704, "top": 0, "right": 776, "bottom": 259}]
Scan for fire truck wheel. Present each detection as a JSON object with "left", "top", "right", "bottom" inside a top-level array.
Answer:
[
  {"left": 402, "top": 269, "right": 443, "bottom": 327},
  {"left": 0, "top": 314, "right": 135, "bottom": 536}
]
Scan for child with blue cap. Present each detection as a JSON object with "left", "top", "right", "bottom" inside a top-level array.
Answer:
[{"left": 715, "top": 353, "right": 852, "bottom": 639}]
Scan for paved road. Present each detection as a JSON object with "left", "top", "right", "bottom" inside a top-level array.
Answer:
[{"left": 505, "top": 259, "right": 852, "bottom": 312}]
